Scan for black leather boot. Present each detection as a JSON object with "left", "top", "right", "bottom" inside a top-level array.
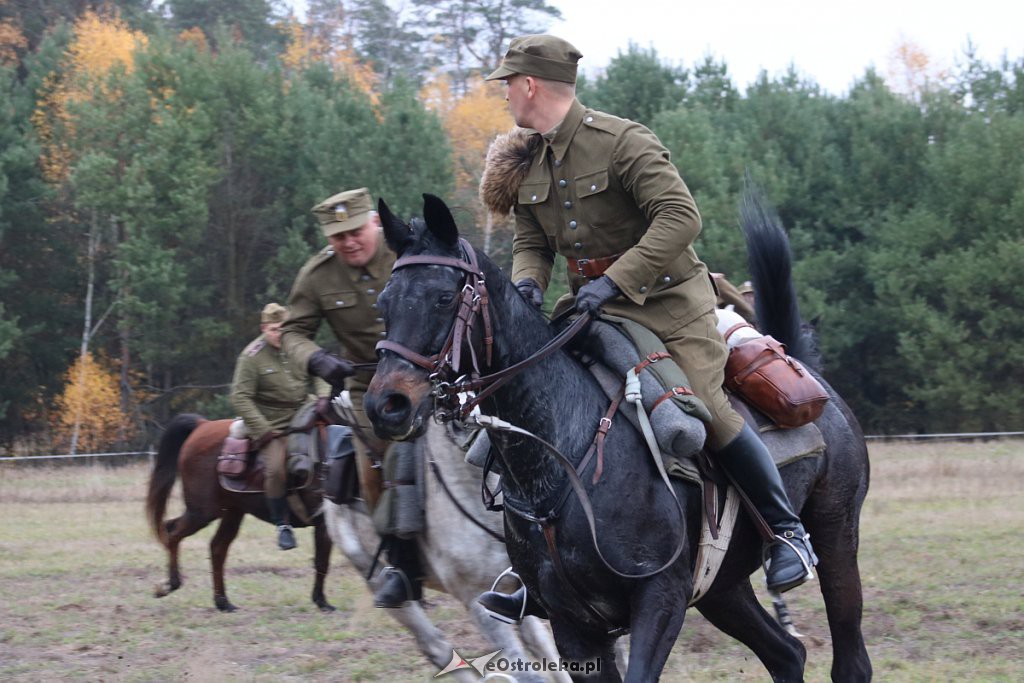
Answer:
[
  {"left": 374, "top": 536, "right": 423, "bottom": 608},
  {"left": 267, "top": 496, "right": 296, "bottom": 551},
  {"left": 715, "top": 423, "right": 818, "bottom": 593},
  {"left": 477, "top": 569, "right": 547, "bottom": 623}
]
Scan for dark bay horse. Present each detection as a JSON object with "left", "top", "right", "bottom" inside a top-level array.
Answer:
[
  {"left": 146, "top": 415, "right": 335, "bottom": 612},
  {"left": 363, "top": 193, "right": 871, "bottom": 682}
]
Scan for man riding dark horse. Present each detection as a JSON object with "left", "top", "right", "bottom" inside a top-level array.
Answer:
[{"left": 476, "top": 34, "right": 816, "bottom": 622}]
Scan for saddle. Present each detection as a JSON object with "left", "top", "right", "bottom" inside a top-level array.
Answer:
[{"left": 217, "top": 401, "right": 323, "bottom": 494}]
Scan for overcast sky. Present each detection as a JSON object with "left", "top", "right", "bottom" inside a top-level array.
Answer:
[
  {"left": 287, "top": 0, "right": 1023, "bottom": 95},
  {"left": 552, "top": 0, "right": 1023, "bottom": 94}
]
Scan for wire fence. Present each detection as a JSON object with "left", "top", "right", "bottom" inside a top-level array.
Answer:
[
  {"left": 0, "top": 450, "right": 155, "bottom": 464},
  {"left": 2, "top": 431, "right": 1023, "bottom": 463}
]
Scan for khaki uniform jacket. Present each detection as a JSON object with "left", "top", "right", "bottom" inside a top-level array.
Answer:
[
  {"left": 510, "top": 99, "right": 744, "bottom": 448},
  {"left": 230, "top": 335, "right": 329, "bottom": 440},
  {"left": 511, "top": 99, "right": 718, "bottom": 334},
  {"left": 280, "top": 233, "right": 394, "bottom": 380}
]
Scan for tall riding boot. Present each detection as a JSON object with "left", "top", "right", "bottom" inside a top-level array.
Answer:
[
  {"left": 267, "top": 496, "right": 296, "bottom": 551},
  {"left": 714, "top": 423, "right": 818, "bottom": 593},
  {"left": 477, "top": 568, "right": 548, "bottom": 624},
  {"left": 374, "top": 536, "right": 424, "bottom": 608}
]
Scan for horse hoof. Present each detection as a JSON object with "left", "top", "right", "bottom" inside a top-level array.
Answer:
[
  {"left": 316, "top": 602, "right": 336, "bottom": 613},
  {"left": 154, "top": 581, "right": 179, "bottom": 598},
  {"left": 214, "top": 597, "right": 237, "bottom": 612}
]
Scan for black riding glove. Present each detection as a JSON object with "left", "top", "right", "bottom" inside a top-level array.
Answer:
[
  {"left": 575, "top": 275, "right": 621, "bottom": 316},
  {"left": 514, "top": 277, "right": 544, "bottom": 309},
  {"left": 308, "top": 349, "right": 355, "bottom": 388}
]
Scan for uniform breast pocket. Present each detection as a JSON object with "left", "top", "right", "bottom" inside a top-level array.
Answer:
[
  {"left": 575, "top": 169, "right": 627, "bottom": 229},
  {"left": 518, "top": 180, "right": 550, "bottom": 206},
  {"left": 319, "top": 290, "right": 358, "bottom": 312}
]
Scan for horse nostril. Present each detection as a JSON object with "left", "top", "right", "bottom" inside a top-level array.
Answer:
[{"left": 380, "top": 392, "right": 411, "bottom": 421}]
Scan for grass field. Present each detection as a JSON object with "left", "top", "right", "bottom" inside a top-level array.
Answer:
[{"left": 1, "top": 440, "right": 1022, "bottom": 682}]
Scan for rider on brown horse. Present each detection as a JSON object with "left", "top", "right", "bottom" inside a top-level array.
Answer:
[{"left": 230, "top": 302, "right": 331, "bottom": 550}]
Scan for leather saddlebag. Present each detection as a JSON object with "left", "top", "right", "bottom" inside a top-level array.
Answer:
[
  {"left": 724, "top": 335, "right": 829, "bottom": 429},
  {"left": 218, "top": 436, "right": 251, "bottom": 477},
  {"left": 324, "top": 424, "right": 359, "bottom": 504}
]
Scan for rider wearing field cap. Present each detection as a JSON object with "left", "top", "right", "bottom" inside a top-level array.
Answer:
[
  {"left": 230, "top": 302, "right": 331, "bottom": 550},
  {"left": 476, "top": 34, "right": 817, "bottom": 623},
  {"left": 280, "top": 187, "right": 426, "bottom": 609}
]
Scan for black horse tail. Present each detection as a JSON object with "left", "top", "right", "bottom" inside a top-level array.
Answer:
[
  {"left": 146, "top": 413, "right": 202, "bottom": 542},
  {"left": 740, "top": 186, "right": 823, "bottom": 372}
]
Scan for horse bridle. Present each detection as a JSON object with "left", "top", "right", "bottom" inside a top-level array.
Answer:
[{"left": 375, "top": 237, "right": 590, "bottom": 422}]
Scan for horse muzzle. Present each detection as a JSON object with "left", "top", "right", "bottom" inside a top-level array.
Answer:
[{"left": 365, "top": 369, "right": 433, "bottom": 441}]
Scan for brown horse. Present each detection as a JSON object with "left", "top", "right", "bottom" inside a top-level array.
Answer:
[{"left": 146, "top": 413, "right": 335, "bottom": 612}]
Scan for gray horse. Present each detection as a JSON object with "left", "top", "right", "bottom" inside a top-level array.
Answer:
[{"left": 323, "top": 420, "right": 569, "bottom": 683}]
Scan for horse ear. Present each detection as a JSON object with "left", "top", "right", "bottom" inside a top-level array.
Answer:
[
  {"left": 378, "top": 198, "right": 413, "bottom": 255},
  {"left": 421, "top": 193, "right": 459, "bottom": 247}
]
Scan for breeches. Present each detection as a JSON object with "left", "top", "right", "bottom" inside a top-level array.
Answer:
[
  {"left": 260, "top": 438, "right": 288, "bottom": 498},
  {"left": 661, "top": 309, "right": 746, "bottom": 450}
]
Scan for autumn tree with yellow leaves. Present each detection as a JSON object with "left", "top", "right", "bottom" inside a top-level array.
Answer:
[{"left": 53, "top": 352, "right": 134, "bottom": 453}]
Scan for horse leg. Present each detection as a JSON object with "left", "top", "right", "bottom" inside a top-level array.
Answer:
[
  {"left": 622, "top": 579, "right": 688, "bottom": 683},
  {"left": 209, "top": 510, "right": 244, "bottom": 611},
  {"left": 548, "top": 618, "right": 622, "bottom": 683},
  {"left": 311, "top": 519, "right": 335, "bottom": 612},
  {"left": 154, "top": 510, "right": 211, "bottom": 598},
  {"left": 803, "top": 501, "right": 872, "bottom": 681},
  {"left": 463, "top": 603, "right": 561, "bottom": 683},
  {"left": 696, "top": 581, "right": 806, "bottom": 682}
]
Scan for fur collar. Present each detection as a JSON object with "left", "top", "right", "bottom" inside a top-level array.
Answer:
[{"left": 479, "top": 127, "right": 542, "bottom": 216}]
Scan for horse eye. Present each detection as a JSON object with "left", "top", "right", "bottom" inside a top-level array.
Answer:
[{"left": 436, "top": 292, "right": 456, "bottom": 308}]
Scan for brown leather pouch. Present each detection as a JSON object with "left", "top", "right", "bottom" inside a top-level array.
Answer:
[
  {"left": 217, "top": 436, "right": 251, "bottom": 477},
  {"left": 724, "top": 336, "right": 829, "bottom": 428}
]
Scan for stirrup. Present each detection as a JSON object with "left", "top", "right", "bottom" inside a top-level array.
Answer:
[
  {"left": 480, "top": 567, "right": 527, "bottom": 624},
  {"left": 762, "top": 531, "right": 816, "bottom": 588},
  {"left": 375, "top": 566, "right": 415, "bottom": 606},
  {"left": 488, "top": 566, "right": 522, "bottom": 593}
]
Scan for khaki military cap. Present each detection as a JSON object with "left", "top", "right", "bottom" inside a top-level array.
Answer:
[
  {"left": 261, "top": 302, "right": 288, "bottom": 324},
  {"left": 738, "top": 281, "right": 754, "bottom": 295},
  {"left": 485, "top": 34, "right": 582, "bottom": 84},
  {"left": 312, "top": 187, "right": 374, "bottom": 236}
]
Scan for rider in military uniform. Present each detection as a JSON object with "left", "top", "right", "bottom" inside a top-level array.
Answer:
[
  {"left": 280, "top": 187, "right": 425, "bottom": 608},
  {"left": 476, "top": 35, "right": 817, "bottom": 621},
  {"left": 230, "top": 302, "right": 330, "bottom": 550}
]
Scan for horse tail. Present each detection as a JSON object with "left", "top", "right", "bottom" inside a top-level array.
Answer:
[
  {"left": 740, "top": 185, "right": 822, "bottom": 371},
  {"left": 146, "top": 413, "right": 202, "bottom": 543}
]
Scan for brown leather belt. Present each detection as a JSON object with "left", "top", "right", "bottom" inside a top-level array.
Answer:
[{"left": 567, "top": 251, "right": 624, "bottom": 279}]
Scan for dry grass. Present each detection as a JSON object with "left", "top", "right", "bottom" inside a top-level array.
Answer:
[{"left": 1, "top": 440, "right": 1022, "bottom": 681}]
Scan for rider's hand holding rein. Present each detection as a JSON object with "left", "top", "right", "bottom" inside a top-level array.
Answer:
[
  {"left": 575, "top": 275, "right": 621, "bottom": 316},
  {"left": 308, "top": 349, "right": 355, "bottom": 388},
  {"left": 515, "top": 277, "right": 545, "bottom": 309}
]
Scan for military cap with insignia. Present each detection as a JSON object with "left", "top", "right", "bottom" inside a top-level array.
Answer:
[
  {"left": 485, "top": 34, "right": 583, "bottom": 84},
  {"left": 311, "top": 187, "right": 374, "bottom": 236},
  {"left": 261, "top": 302, "right": 288, "bottom": 324}
]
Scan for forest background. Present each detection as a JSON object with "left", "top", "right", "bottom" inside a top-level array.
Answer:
[{"left": 1, "top": 0, "right": 1021, "bottom": 454}]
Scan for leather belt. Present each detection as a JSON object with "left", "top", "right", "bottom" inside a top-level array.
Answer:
[{"left": 568, "top": 251, "right": 624, "bottom": 279}]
